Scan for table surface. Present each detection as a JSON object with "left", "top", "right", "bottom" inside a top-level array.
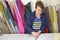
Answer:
[{"left": 0, "top": 33, "right": 60, "bottom": 40}]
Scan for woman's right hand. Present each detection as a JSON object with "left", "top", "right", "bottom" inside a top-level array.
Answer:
[{"left": 31, "top": 31, "right": 39, "bottom": 37}]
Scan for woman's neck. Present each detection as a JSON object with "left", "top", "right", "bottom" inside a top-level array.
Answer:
[{"left": 35, "top": 13, "right": 41, "bottom": 19}]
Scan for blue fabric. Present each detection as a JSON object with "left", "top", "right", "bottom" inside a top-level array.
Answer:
[
  {"left": 25, "top": 11, "right": 47, "bottom": 34},
  {"left": 4, "top": 7, "right": 16, "bottom": 27}
]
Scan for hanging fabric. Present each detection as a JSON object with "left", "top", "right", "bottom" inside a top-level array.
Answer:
[
  {"left": 49, "top": 6, "right": 58, "bottom": 32},
  {"left": 0, "top": 17, "right": 10, "bottom": 35},
  {"left": 16, "top": 0, "right": 26, "bottom": 29},
  {"left": 12, "top": 0, "right": 25, "bottom": 34},
  {"left": 44, "top": 7, "right": 52, "bottom": 32},
  {"left": 56, "top": 8, "right": 60, "bottom": 32},
  {"left": 0, "top": 1, "right": 14, "bottom": 33},
  {"left": 5, "top": 0, "right": 19, "bottom": 33},
  {"left": 25, "top": 2, "right": 32, "bottom": 19},
  {"left": 5, "top": 1, "right": 14, "bottom": 19}
]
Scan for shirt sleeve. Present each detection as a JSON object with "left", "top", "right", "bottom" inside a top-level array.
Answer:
[
  {"left": 26, "top": 14, "right": 33, "bottom": 34},
  {"left": 40, "top": 13, "right": 47, "bottom": 33}
]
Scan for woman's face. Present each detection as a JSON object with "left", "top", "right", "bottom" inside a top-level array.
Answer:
[{"left": 35, "top": 6, "right": 43, "bottom": 14}]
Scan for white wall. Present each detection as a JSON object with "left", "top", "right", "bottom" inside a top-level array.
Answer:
[{"left": 41, "top": 0, "right": 60, "bottom": 6}]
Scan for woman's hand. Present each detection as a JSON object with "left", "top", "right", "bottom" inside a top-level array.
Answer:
[
  {"left": 31, "top": 31, "right": 40, "bottom": 37},
  {"left": 31, "top": 30, "right": 41, "bottom": 37},
  {"left": 38, "top": 30, "right": 41, "bottom": 34}
]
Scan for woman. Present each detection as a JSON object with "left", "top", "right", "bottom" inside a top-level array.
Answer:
[{"left": 25, "top": 1, "right": 47, "bottom": 37}]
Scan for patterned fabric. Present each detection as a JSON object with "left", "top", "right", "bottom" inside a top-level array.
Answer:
[{"left": 32, "top": 18, "right": 42, "bottom": 32}]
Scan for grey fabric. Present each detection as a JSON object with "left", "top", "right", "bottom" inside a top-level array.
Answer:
[
  {"left": 0, "top": 17, "right": 10, "bottom": 35},
  {"left": 56, "top": 8, "right": 60, "bottom": 32},
  {"left": 44, "top": 7, "right": 52, "bottom": 33}
]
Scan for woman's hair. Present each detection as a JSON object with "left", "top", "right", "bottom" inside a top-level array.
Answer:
[{"left": 35, "top": 1, "right": 44, "bottom": 11}]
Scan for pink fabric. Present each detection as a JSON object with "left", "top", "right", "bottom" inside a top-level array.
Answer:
[
  {"left": 12, "top": 1, "right": 24, "bottom": 34},
  {"left": 17, "top": 0, "right": 26, "bottom": 29}
]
